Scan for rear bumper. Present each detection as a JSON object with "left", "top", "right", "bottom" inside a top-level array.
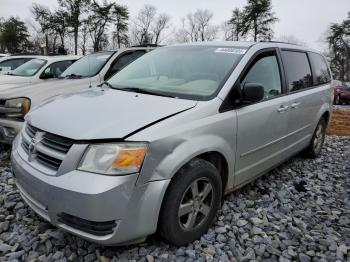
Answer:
[
  {"left": 0, "top": 118, "right": 23, "bottom": 144},
  {"left": 11, "top": 139, "right": 170, "bottom": 245}
]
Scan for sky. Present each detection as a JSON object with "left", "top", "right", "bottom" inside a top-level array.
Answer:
[{"left": 0, "top": 0, "right": 349, "bottom": 51}]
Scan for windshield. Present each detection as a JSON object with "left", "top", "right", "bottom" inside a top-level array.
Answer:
[
  {"left": 11, "top": 59, "right": 47, "bottom": 77},
  {"left": 108, "top": 46, "right": 246, "bottom": 100},
  {"left": 61, "top": 51, "right": 113, "bottom": 78}
]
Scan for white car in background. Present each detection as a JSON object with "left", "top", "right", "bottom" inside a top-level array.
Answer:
[
  {"left": 0, "top": 47, "right": 154, "bottom": 143},
  {"left": 0, "top": 55, "right": 38, "bottom": 76},
  {"left": 0, "top": 53, "right": 9, "bottom": 58},
  {"left": 0, "top": 55, "right": 80, "bottom": 89}
]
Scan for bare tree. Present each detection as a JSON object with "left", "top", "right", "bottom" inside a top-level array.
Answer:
[
  {"left": 132, "top": 4, "right": 156, "bottom": 45},
  {"left": 151, "top": 14, "right": 170, "bottom": 45},
  {"left": 31, "top": 4, "right": 52, "bottom": 53},
  {"left": 186, "top": 13, "right": 199, "bottom": 42},
  {"left": 79, "top": 21, "right": 89, "bottom": 54},
  {"left": 175, "top": 9, "right": 218, "bottom": 43},
  {"left": 173, "top": 18, "right": 190, "bottom": 43},
  {"left": 194, "top": 9, "right": 216, "bottom": 41}
]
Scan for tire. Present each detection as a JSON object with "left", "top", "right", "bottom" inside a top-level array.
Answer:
[
  {"left": 304, "top": 118, "right": 326, "bottom": 158},
  {"left": 158, "top": 158, "right": 222, "bottom": 246}
]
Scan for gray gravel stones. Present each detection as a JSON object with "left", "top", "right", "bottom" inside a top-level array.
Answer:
[{"left": 0, "top": 136, "right": 349, "bottom": 261}]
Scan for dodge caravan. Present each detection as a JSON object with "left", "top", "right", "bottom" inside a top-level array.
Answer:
[{"left": 11, "top": 42, "right": 332, "bottom": 246}]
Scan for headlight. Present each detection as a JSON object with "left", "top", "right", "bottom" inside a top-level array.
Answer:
[
  {"left": 78, "top": 143, "right": 147, "bottom": 175},
  {"left": 3, "top": 97, "right": 31, "bottom": 118}
]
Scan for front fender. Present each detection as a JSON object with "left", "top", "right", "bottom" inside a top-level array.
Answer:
[{"left": 137, "top": 133, "right": 235, "bottom": 189}]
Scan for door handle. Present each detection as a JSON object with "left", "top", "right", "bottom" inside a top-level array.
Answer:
[
  {"left": 291, "top": 102, "right": 301, "bottom": 109},
  {"left": 277, "top": 105, "right": 289, "bottom": 112}
]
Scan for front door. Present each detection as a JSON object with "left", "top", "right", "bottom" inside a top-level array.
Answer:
[{"left": 234, "top": 49, "right": 289, "bottom": 187}]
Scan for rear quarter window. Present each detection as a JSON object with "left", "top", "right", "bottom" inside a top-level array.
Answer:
[
  {"left": 309, "top": 52, "right": 331, "bottom": 85},
  {"left": 281, "top": 51, "right": 313, "bottom": 92}
]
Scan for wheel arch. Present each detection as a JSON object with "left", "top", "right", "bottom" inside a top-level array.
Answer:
[
  {"left": 138, "top": 134, "right": 235, "bottom": 192},
  {"left": 315, "top": 102, "right": 331, "bottom": 129}
]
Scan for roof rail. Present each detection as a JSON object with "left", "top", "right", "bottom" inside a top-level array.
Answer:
[
  {"left": 131, "top": 44, "right": 163, "bottom": 48},
  {"left": 259, "top": 40, "right": 297, "bottom": 45},
  {"left": 10, "top": 53, "right": 41, "bottom": 56}
]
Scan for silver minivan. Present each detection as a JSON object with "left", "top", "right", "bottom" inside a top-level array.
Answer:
[{"left": 11, "top": 42, "right": 332, "bottom": 246}]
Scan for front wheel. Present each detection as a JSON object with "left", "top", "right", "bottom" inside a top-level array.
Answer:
[
  {"left": 158, "top": 158, "right": 222, "bottom": 246},
  {"left": 304, "top": 118, "right": 326, "bottom": 158}
]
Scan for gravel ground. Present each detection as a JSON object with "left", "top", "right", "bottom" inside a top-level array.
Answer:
[{"left": 0, "top": 136, "right": 349, "bottom": 262}]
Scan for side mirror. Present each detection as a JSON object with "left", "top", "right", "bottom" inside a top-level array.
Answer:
[
  {"left": 40, "top": 72, "right": 54, "bottom": 80},
  {"left": 242, "top": 83, "right": 264, "bottom": 104}
]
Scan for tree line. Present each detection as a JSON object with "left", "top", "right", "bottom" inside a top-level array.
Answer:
[
  {"left": 0, "top": 0, "right": 280, "bottom": 55},
  {"left": 0, "top": 0, "right": 349, "bottom": 82}
]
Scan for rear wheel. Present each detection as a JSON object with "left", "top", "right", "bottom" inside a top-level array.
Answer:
[
  {"left": 304, "top": 118, "right": 326, "bottom": 158},
  {"left": 158, "top": 158, "right": 222, "bottom": 246}
]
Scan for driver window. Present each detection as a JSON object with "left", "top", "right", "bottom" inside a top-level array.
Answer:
[{"left": 242, "top": 53, "right": 282, "bottom": 100}]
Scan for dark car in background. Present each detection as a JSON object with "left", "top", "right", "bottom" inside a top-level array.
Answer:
[{"left": 333, "top": 80, "right": 350, "bottom": 105}]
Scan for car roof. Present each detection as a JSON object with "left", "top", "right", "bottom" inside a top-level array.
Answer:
[
  {"left": 0, "top": 55, "right": 81, "bottom": 63},
  {"left": 38, "top": 55, "right": 82, "bottom": 62}
]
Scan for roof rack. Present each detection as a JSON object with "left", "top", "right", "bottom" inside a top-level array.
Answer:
[{"left": 259, "top": 40, "right": 297, "bottom": 45}]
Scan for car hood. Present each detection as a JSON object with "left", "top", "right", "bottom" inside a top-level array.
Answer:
[
  {"left": 0, "top": 78, "right": 91, "bottom": 105},
  {"left": 27, "top": 88, "right": 197, "bottom": 140},
  {"left": 0, "top": 75, "right": 31, "bottom": 87}
]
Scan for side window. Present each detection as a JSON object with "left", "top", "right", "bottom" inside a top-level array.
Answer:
[
  {"left": 241, "top": 53, "right": 282, "bottom": 100},
  {"left": 105, "top": 50, "right": 146, "bottom": 80},
  {"left": 42, "top": 60, "right": 75, "bottom": 78},
  {"left": 281, "top": 51, "right": 313, "bottom": 92},
  {"left": 0, "top": 58, "right": 26, "bottom": 71},
  {"left": 309, "top": 52, "right": 331, "bottom": 85}
]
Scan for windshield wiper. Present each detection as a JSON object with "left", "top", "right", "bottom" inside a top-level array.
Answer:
[
  {"left": 112, "top": 86, "right": 176, "bottom": 98},
  {"left": 62, "top": 73, "right": 83, "bottom": 79}
]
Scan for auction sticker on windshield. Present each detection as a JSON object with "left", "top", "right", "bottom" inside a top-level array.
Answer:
[{"left": 215, "top": 48, "right": 246, "bottom": 54}]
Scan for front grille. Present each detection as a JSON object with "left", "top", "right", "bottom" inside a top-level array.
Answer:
[
  {"left": 41, "top": 133, "right": 72, "bottom": 153},
  {"left": 21, "top": 123, "right": 74, "bottom": 172},
  {"left": 36, "top": 151, "right": 62, "bottom": 170},
  {"left": 57, "top": 213, "right": 117, "bottom": 236}
]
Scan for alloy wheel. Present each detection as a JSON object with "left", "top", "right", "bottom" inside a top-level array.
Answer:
[{"left": 178, "top": 178, "right": 214, "bottom": 231}]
